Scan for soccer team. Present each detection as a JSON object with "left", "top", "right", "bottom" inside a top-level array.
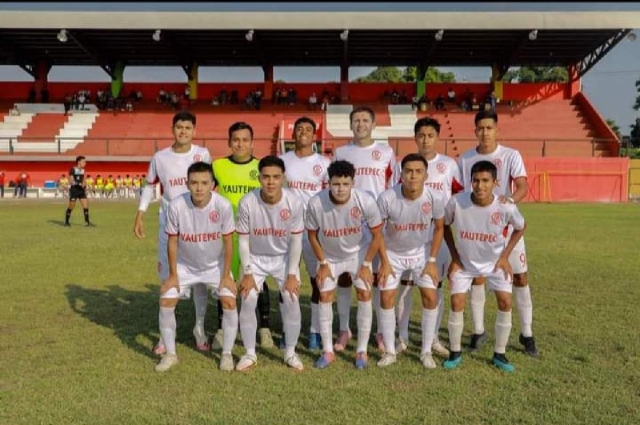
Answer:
[{"left": 132, "top": 107, "right": 539, "bottom": 373}]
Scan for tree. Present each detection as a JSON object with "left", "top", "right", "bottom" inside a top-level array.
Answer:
[
  {"left": 353, "top": 66, "right": 455, "bottom": 83},
  {"left": 502, "top": 66, "right": 569, "bottom": 83},
  {"left": 606, "top": 119, "right": 621, "bottom": 139},
  {"left": 631, "top": 118, "right": 640, "bottom": 148}
]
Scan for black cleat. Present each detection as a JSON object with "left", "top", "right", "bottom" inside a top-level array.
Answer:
[
  {"left": 64, "top": 222, "right": 71, "bottom": 227},
  {"left": 85, "top": 222, "right": 95, "bottom": 227},
  {"left": 519, "top": 334, "right": 539, "bottom": 357},
  {"left": 469, "top": 332, "right": 487, "bottom": 351}
]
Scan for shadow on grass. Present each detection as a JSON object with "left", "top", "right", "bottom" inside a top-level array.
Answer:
[{"left": 48, "top": 219, "right": 68, "bottom": 227}]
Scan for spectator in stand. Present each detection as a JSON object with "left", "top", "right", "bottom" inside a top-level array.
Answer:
[
  {"left": 220, "top": 88, "right": 228, "bottom": 105},
  {"left": 9, "top": 104, "right": 20, "bottom": 116},
  {"left": 64, "top": 94, "right": 72, "bottom": 115},
  {"left": 309, "top": 92, "right": 318, "bottom": 110},
  {"left": 321, "top": 94, "right": 330, "bottom": 111},
  {"left": 14, "top": 171, "right": 31, "bottom": 198},
  {"left": 41, "top": 87, "right": 49, "bottom": 103},
  {"left": 0, "top": 169, "right": 5, "bottom": 198},
  {"left": 28, "top": 86, "right": 36, "bottom": 103},
  {"left": 136, "top": 90, "right": 143, "bottom": 102},
  {"left": 230, "top": 89, "right": 239, "bottom": 105},
  {"left": 158, "top": 88, "right": 167, "bottom": 104},
  {"left": 78, "top": 92, "right": 86, "bottom": 111},
  {"left": 184, "top": 85, "right": 191, "bottom": 100},
  {"left": 435, "top": 94, "right": 445, "bottom": 111},
  {"left": 448, "top": 87, "right": 456, "bottom": 103},
  {"left": 126, "top": 99, "right": 134, "bottom": 112},
  {"left": 400, "top": 90, "right": 408, "bottom": 105},
  {"left": 280, "top": 87, "right": 288, "bottom": 105}
]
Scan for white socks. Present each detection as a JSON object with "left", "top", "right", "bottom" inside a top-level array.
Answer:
[
  {"left": 421, "top": 308, "right": 438, "bottom": 355},
  {"left": 494, "top": 310, "right": 512, "bottom": 354},
  {"left": 470, "top": 285, "right": 486, "bottom": 334},
  {"left": 356, "top": 300, "right": 372, "bottom": 353},
  {"left": 318, "top": 301, "right": 334, "bottom": 353},
  {"left": 159, "top": 306, "right": 177, "bottom": 355},
  {"left": 514, "top": 286, "right": 533, "bottom": 337},
  {"left": 310, "top": 302, "right": 319, "bottom": 334},
  {"left": 396, "top": 284, "right": 414, "bottom": 342},
  {"left": 433, "top": 286, "right": 445, "bottom": 344},
  {"left": 448, "top": 310, "right": 464, "bottom": 352},
  {"left": 379, "top": 307, "right": 396, "bottom": 355},
  {"left": 222, "top": 308, "right": 238, "bottom": 355},
  {"left": 282, "top": 293, "right": 301, "bottom": 359},
  {"left": 193, "top": 284, "right": 208, "bottom": 344},
  {"left": 337, "top": 286, "right": 352, "bottom": 332},
  {"left": 239, "top": 291, "right": 258, "bottom": 356}
]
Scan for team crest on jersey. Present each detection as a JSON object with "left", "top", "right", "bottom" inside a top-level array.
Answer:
[
  {"left": 421, "top": 202, "right": 432, "bottom": 214},
  {"left": 193, "top": 154, "right": 203, "bottom": 162},
  {"left": 371, "top": 150, "right": 382, "bottom": 161},
  {"left": 492, "top": 158, "right": 502, "bottom": 169},
  {"left": 350, "top": 207, "right": 361, "bottom": 219},
  {"left": 490, "top": 212, "right": 502, "bottom": 225},
  {"left": 209, "top": 211, "right": 220, "bottom": 223},
  {"left": 313, "top": 164, "right": 323, "bottom": 176},
  {"left": 437, "top": 163, "right": 446, "bottom": 174},
  {"left": 279, "top": 208, "right": 291, "bottom": 221},
  {"left": 249, "top": 170, "right": 259, "bottom": 180}
]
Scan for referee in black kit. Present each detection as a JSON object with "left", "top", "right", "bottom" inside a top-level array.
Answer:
[{"left": 64, "top": 156, "right": 94, "bottom": 227}]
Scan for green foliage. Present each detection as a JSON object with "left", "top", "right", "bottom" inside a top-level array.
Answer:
[
  {"left": 606, "top": 119, "right": 621, "bottom": 139},
  {"left": 634, "top": 79, "right": 640, "bottom": 111},
  {"left": 502, "top": 66, "right": 569, "bottom": 83},
  {"left": 353, "top": 66, "right": 455, "bottom": 83}
]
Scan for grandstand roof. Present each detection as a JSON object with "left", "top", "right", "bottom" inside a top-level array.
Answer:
[{"left": 0, "top": 10, "right": 636, "bottom": 72}]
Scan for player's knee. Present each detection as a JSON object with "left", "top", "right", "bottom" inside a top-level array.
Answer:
[
  {"left": 160, "top": 298, "right": 178, "bottom": 308},
  {"left": 319, "top": 290, "right": 334, "bottom": 304},
  {"left": 450, "top": 294, "right": 466, "bottom": 312},
  {"left": 380, "top": 289, "right": 397, "bottom": 309},
  {"left": 513, "top": 273, "right": 527, "bottom": 287},
  {"left": 337, "top": 272, "right": 352, "bottom": 288},
  {"left": 420, "top": 289, "right": 437, "bottom": 309},
  {"left": 355, "top": 288, "right": 371, "bottom": 302},
  {"left": 495, "top": 294, "right": 512, "bottom": 312},
  {"left": 220, "top": 296, "right": 236, "bottom": 310}
]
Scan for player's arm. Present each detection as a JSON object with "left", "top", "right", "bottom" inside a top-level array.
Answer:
[
  {"left": 510, "top": 176, "right": 528, "bottom": 204},
  {"left": 159, "top": 234, "right": 179, "bottom": 294},
  {"left": 284, "top": 231, "right": 303, "bottom": 299},
  {"left": 495, "top": 206, "right": 526, "bottom": 280},
  {"left": 134, "top": 160, "right": 158, "bottom": 239},
  {"left": 220, "top": 232, "right": 237, "bottom": 296},
  {"left": 374, "top": 196, "right": 393, "bottom": 287}
]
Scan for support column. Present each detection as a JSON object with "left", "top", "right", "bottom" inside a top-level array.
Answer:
[
  {"left": 263, "top": 64, "right": 274, "bottom": 101},
  {"left": 491, "top": 63, "right": 504, "bottom": 100},
  {"left": 33, "top": 60, "right": 51, "bottom": 99},
  {"left": 110, "top": 61, "right": 125, "bottom": 98},
  {"left": 566, "top": 64, "right": 580, "bottom": 99},
  {"left": 187, "top": 61, "right": 198, "bottom": 100},
  {"left": 340, "top": 64, "right": 349, "bottom": 102},
  {"left": 416, "top": 64, "right": 427, "bottom": 98}
]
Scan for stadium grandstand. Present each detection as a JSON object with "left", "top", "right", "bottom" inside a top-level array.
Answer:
[{"left": 0, "top": 4, "right": 637, "bottom": 202}]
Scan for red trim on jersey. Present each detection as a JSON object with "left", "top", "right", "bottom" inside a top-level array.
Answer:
[
  {"left": 166, "top": 232, "right": 178, "bottom": 236},
  {"left": 291, "top": 230, "right": 304, "bottom": 235},
  {"left": 223, "top": 230, "right": 236, "bottom": 236},
  {"left": 236, "top": 231, "right": 250, "bottom": 235},
  {"left": 451, "top": 178, "right": 464, "bottom": 194},
  {"left": 368, "top": 222, "right": 383, "bottom": 231}
]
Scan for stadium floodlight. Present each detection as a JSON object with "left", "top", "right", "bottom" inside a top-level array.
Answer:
[
  {"left": 152, "top": 30, "right": 161, "bottom": 42},
  {"left": 435, "top": 30, "right": 444, "bottom": 41},
  {"left": 57, "top": 29, "right": 68, "bottom": 43},
  {"left": 245, "top": 30, "right": 254, "bottom": 42},
  {"left": 628, "top": 31, "right": 637, "bottom": 42},
  {"left": 529, "top": 30, "right": 538, "bottom": 41},
  {"left": 340, "top": 30, "right": 349, "bottom": 42}
]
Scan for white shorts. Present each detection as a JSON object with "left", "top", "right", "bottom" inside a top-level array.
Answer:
[
  {"left": 382, "top": 251, "right": 436, "bottom": 291},
  {"left": 399, "top": 243, "right": 450, "bottom": 285},
  {"left": 508, "top": 236, "right": 528, "bottom": 274},
  {"left": 239, "top": 254, "right": 300, "bottom": 295},
  {"left": 157, "top": 211, "right": 169, "bottom": 281},
  {"left": 450, "top": 269, "right": 512, "bottom": 295},
  {"left": 302, "top": 232, "right": 318, "bottom": 279},
  {"left": 160, "top": 269, "right": 235, "bottom": 299},
  {"left": 317, "top": 252, "right": 370, "bottom": 293}
]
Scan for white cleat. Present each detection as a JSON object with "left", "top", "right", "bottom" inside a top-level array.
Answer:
[
  {"left": 432, "top": 340, "right": 450, "bottom": 357},
  {"left": 211, "top": 329, "right": 224, "bottom": 351},
  {"left": 395, "top": 337, "right": 408, "bottom": 354},
  {"left": 236, "top": 354, "right": 258, "bottom": 372},
  {"left": 155, "top": 354, "right": 179, "bottom": 372},
  {"left": 219, "top": 354, "right": 235, "bottom": 372},
  {"left": 285, "top": 353, "right": 304, "bottom": 371},
  {"left": 259, "top": 328, "right": 274, "bottom": 348},
  {"left": 420, "top": 353, "right": 437, "bottom": 369},
  {"left": 377, "top": 352, "right": 397, "bottom": 367}
]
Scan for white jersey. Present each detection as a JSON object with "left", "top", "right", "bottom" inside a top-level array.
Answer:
[
  {"left": 392, "top": 153, "right": 462, "bottom": 205},
  {"left": 377, "top": 184, "right": 445, "bottom": 257},
  {"left": 444, "top": 192, "right": 525, "bottom": 275},
  {"left": 458, "top": 144, "right": 526, "bottom": 197},
  {"left": 145, "top": 145, "right": 212, "bottom": 211},
  {"left": 305, "top": 188, "right": 382, "bottom": 262},
  {"left": 280, "top": 151, "right": 331, "bottom": 204},
  {"left": 236, "top": 188, "right": 305, "bottom": 256},
  {"left": 165, "top": 192, "right": 235, "bottom": 282},
  {"left": 334, "top": 142, "right": 395, "bottom": 199}
]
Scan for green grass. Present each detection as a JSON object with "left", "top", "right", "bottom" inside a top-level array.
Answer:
[{"left": 1, "top": 199, "right": 639, "bottom": 425}]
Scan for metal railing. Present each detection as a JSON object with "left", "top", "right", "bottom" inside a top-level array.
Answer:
[{"left": 0, "top": 136, "right": 620, "bottom": 158}]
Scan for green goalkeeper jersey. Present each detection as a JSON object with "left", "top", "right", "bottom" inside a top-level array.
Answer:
[{"left": 212, "top": 156, "right": 261, "bottom": 215}]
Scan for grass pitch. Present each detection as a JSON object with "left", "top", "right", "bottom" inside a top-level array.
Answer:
[{"left": 0, "top": 199, "right": 639, "bottom": 425}]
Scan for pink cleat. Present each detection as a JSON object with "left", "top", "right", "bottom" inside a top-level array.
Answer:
[
  {"left": 375, "top": 333, "right": 385, "bottom": 352},
  {"left": 153, "top": 341, "right": 166, "bottom": 356},
  {"left": 334, "top": 329, "right": 352, "bottom": 352}
]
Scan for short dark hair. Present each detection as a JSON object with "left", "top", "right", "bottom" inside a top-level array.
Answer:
[
  {"left": 187, "top": 161, "right": 214, "bottom": 180},
  {"left": 349, "top": 106, "right": 375, "bottom": 123},
  {"left": 414, "top": 117, "right": 441, "bottom": 135},
  {"left": 258, "top": 155, "right": 285, "bottom": 173},
  {"left": 75, "top": 155, "right": 85, "bottom": 164},
  {"left": 172, "top": 111, "right": 196, "bottom": 127},
  {"left": 470, "top": 160, "right": 497, "bottom": 181},
  {"left": 328, "top": 160, "right": 355, "bottom": 180},
  {"left": 293, "top": 116, "right": 317, "bottom": 133},
  {"left": 401, "top": 153, "right": 428, "bottom": 171},
  {"left": 474, "top": 109, "right": 498, "bottom": 126},
  {"left": 228, "top": 121, "right": 254, "bottom": 140}
]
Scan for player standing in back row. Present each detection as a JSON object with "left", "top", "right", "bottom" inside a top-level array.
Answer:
[
  {"left": 133, "top": 111, "right": 214, "bottom": 355},
  {"left": 280, "top": 116, "right": 331, "bottom": 350},
  {"left": 333, "top": 106, "right": 396, "bottom": 352},
  {"left": 458, "top": 109, "right": 538, "bottom": 357}
]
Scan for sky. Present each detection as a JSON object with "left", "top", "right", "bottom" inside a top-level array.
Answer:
[{"left": 0, "top": 2, "right": 638, "bottom": 134}]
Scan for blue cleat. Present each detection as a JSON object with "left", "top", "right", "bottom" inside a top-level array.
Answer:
[
  {"left": 355, "top": 352, "right": 369, "bottom": 370},
  {"left": 314, "top": 352, "right": 336, "bottom": 369},
  {"left": 308, "top": 332, "right": 321, "bottom": 350},
  {"left": 491, "top": 353, "right": 515, "bottom": 372},
  {"left": 443, "top": 352, "right": 463, "bottom": 370}
]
